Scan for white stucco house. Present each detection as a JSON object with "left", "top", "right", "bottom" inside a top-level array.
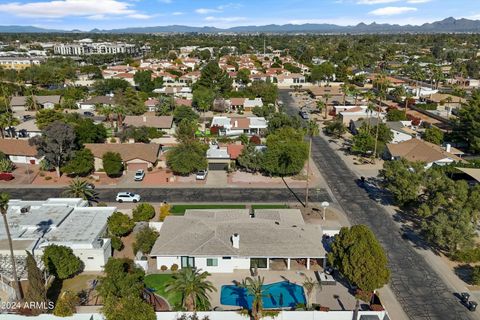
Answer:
[
  {"left": 150, "top": 209, "right": 327, "bottom": 273},
  {"left": 210, "top": 116, "right": 268, "bottom": 137},
  {"left": 0, "top": 139, "right": 42, "bottom": 164}
]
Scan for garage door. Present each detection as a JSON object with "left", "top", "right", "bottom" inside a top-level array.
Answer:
[
  {"left": 208, "top": 163, "right": 228, "bottom": 171},
  {"left": 127, "top": 163, "right": 149, "bottom": 172}
]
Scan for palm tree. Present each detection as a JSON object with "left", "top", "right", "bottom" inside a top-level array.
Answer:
[
  {"left": 0, "top": 192, "right": 22, "bottom": 300},
  {"left": 323, "top": 93, "right": 332, "bottom": 119},
  {"left": 63, "top": 178, "right": 98, "bottom": 204},
  {"left": 113, "top": 105, "right": 126, "bottom": 129},
  {"left": 0, "top": 113, "right": 19, "bottom": 139},
  {"left": 404, "top": 91, "right": 414, "bottom": 118},
  {"left": 25, "top": 95, "right": 37, "bottom": 111},
  {"left": 242, "top": 276, "right": 265, "bottom": 320},
  {"left": 95, "top": 104, "right": 114, "bottom": 129},
  {"left": 305, "top": 120, "right": 319, "bottom": 207},
  {"left": 316, "top": 100, "right": 325, "bottom": 117},
  {"left": 165, "top": 267, "right": 216, "bottom": 311},
  {"left": 341, "top": 83, "right": 350, "bottom": 105},
  {"left": 303, "top": 275, "right": 321, "bottom": 309}
]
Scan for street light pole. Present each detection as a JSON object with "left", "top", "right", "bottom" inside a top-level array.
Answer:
[{"left": 321, "top": 201, "right": 329, "bottom": 220}]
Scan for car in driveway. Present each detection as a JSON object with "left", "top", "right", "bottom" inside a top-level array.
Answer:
[
  {"left": 83, "top": 111, "right": 94, "bottom": 117},
  {"left": 196, "top": 170, "right": 208, "bottom": 180},
  {"left": 134, "top": 169, "right": 145, "bottom": 181},
  {"left": 299, "top": 110, "right": 309, "bottom": 120},
  {"left": 116, "top": 192, "right": 141, "bottom": 203}
]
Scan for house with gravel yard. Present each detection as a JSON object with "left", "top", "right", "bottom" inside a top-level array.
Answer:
[
  {"left": 0, "top": 139, "right": 42, "bottom": 164},
  {"left": 150, "top": 209, "right": 327, "bottom": 273},
  {"left": 210, "top": 116, "right": 268, "bottom": 137}
]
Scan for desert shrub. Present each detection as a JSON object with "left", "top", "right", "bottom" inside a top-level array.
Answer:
[
  {"left": 160, "top": 265, "right": 168, "bottom": 271},
  {"left": 451, "top": 248, "right": 480, "bottom": 263},
  {"left": 171, "top": 264, "right": 179, "bottom": 272},
  {"left": 472, "top": 266, "right": 480, "bottom": 285},
  {"left": 111, "top": 236, "right": 124, "bottom": 251},
  {"left": 53, "top": 291, "right": 79, "bottom": 317},
  {"left": 107, "top": 212, "right": 134, "bottom": 237},
  {"left": 159, "top": 203, "right": 171, "bottom": 222},
  {"left": 132, "top": 203, "right": 156, "bottom": 222}
]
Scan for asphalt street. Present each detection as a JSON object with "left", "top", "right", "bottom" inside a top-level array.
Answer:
[
  {"left": 0, "top": 187, "right": 331, "bottom": 204},
  {"left": 280, "top": 90, "right": 473, "bottom": 320}
]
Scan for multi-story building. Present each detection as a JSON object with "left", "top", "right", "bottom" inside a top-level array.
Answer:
[
  {"left": 0, "top": 57, "right": 43, "bottom": 70},
  {"left": 54, "top": 39, "right": 138, "bottom": 56}
]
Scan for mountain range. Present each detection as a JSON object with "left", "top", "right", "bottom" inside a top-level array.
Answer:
[{"left": 1, "top": 17, "right": 480, "bottom": 34}]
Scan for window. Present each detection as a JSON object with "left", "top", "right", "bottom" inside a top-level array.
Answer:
[
  {"left": 222, "top": 257, "right": 232, "bottom": 260},
  {"left": 250, "top": 258, "right": 268, "bottom": 269},
  {"left": 181, "top": 256, "right": 195, "bottom": 268},
  {"left": 87, "top": 257, "right": 94, "bottom": 260},
  {"left": 206, "top": 258, "right": 218, "bottom": 267}
]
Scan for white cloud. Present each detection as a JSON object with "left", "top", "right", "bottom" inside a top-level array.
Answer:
[
  {"left": 406, "top": 0, "right": 431, "bottom": 3},
  {"left": 127, "top": 14, "right": 152, "bottom": 19},
  {"left": 195, "top": 8, "right": 221, "bottom": 14},
  {"left": 357, "top": 0, "right": 430, "bottom": 3},
  {"left": 158, "top": 0, "right": 172, "bottom": 3},
  {"left": 205, "top": 16, "right": 246, "bottom": 22},
  {"left": 369, "top": 6, "right": 417, "bottom": 16},
  {"left": 0, "top": 0, "right": 147, "bottom": 18},
  {"left": 172, "top": 11, "right": 184, "bottom": 16}
]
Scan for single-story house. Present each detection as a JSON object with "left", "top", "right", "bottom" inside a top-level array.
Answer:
[
  {"left": 150, "top": 209, "right": 326, "bottom": 273},
  {"left": 337, "top": 106, "right": 381, "bottom": 125},
  {"left": 385, "top": 139, "right": 465, "bottom": 168},
  {"left": 78, "top": 96, "right": 116, "bottom": 111},
  {"left": 123, "top": 115, "right": 174, "bottom": 134},
  {"left": 385, "top": 121, "right": 415, "bottom": 144},
  {"left": 206, "top": 143, "right": 231, "bottom": 171},
  {"left": 144, "top": 98, "right": 159, "bottom": 112},
  {"left": 13, "top": 120, "right": 41, "bottom": 138},
  {"left": 211, "top": 117, "right": 268, "bottom": 137},
  {"left": 10, "top": 96, "right": 61, "bottom": 112},
  {"left": 85, "top": 143, "right": 161, "bottom": 172},
  {"left": 0, "top": 139, "right": 41, "bottom": 164}
]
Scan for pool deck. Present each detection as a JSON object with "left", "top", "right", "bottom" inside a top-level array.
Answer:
[{"left": 207, "top": 270, "right": 358, "bottom": 311}]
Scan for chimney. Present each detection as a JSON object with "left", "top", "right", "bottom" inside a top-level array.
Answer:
[
  {"left": 234, "top": 120, "right": 238, "bottom": 128},
  {"left": 143, "top": 116, "right": 147, "bottom": 123},
  {"left": 446, "top": 144, "right": 452, "bottom": 153},
  {"left": 231, "top": 233, "right": 240, "bottom": 249}
]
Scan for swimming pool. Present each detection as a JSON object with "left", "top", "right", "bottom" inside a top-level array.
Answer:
[{"left": 220, "top": 281, "right": 306, "bottom": 309}]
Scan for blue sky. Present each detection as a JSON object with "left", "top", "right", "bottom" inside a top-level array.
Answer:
[{"left": 0, "top": 0, "right": 478, "bottom": 30}]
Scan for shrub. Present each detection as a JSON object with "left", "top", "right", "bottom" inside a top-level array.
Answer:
[
  {"left": 451, "top": 247, "right": 480, "bottom": 263},
  {"left": 107, "top": 212, "right": 134, "bottom": 237},
  {"left": 472, "top": 266, "right": 480, "bottom": 285},
  {"left": 147, "top": 166, "right": 153, "bottom": 172},
  {"left": 0, "top": 159, "right": 14, "bottom": 173},
  {"left": 53, "top": 291, "right": 79, "bottom": 317},
  {"left": 102, "top": 152, "right": 123, "bottom": 177},
  {"left": 249, "top": 135, "right": 261, "bottom": 145},
  {"left": 132, "top": 226, "right": 159, "bottom": 255},
  {"left": 159, "top": 203, "right": 171, "bottom": 222},
  {"left": 132, "top": 203, "right": 155, "bottom": 222},
  {"left": 44, "top": 176, "right": 52, "bottom": 181},
  {"left": 171, "top": 264, "right": 179, "bottom": 272},
  {"left": 160, "top": 265, "right": 168, "bottom": 271},
  {"left": 111, "top": 236, "right": 124, "bottom": 251}
]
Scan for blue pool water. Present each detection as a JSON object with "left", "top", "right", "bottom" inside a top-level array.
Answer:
[{"left": 220, "top": 281, "right": 306, "bottom": 309}]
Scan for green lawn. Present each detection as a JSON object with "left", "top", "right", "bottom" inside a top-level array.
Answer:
[
  {"left": 144, "top": 274, "right": 182, "bottom": 308},
  {"left": 251, "top": 204, "right": 290, "bottom": 209},
  {"left": 170, "top": 204, "right": 246, "bottom": 215}
]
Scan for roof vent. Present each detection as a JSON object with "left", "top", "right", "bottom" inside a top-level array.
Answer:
[{"left": 231, "top": 233, "right": 240, "bottom": 249}]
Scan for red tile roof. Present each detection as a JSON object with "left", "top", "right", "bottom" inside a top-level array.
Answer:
[{"left": 227, "top": 144, "right": 245, "bottom": 160}]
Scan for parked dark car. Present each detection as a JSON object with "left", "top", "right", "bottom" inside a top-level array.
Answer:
[{"left": 83, "top": 111, "right": 94, "bottom": 117}]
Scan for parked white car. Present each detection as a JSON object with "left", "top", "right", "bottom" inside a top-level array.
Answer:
[
  {"left": 134, "top": 169, "right": 145, "bottom": 181},
  {"left": 116, "top": 192, "right": 141, "bottom": 203},
  {"left": 196, "top": 170, "right": 208, "bottom": 180}
]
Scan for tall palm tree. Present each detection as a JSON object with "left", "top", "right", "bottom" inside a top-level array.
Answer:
[
  {"left": 242, "top": 276, "right": 265, "bottom": 320},
  {"left": 63, "top": 178, "right": 98, "bottom": 204},
  {"left": 0, "top": 113, "right": 19, "bottom": 139},
  {"left": 165, "top": 267, "right": 216, "bottom": 311},
  {"left": 305, "top": 120, "right": 319, "bottom": 207},
  {"left": 303, "top": 275, "right": 321, "bottom": 310},
  {"left": 404, "top": 91, "right": 414, "bottom": 118},
  {"left": 0, "top": 192, "right": 22, "bottom": 300},
  {"left": 323, "top": 93, "right": 332, "bottom": 119},
  {"left": 316, "top": 100, "right": 325, "bottom": 117},
  {"left": 25, "top": 95, "right": 37, "bottom": 111},
  {"left": 95, "top": 104, "right": 114, "bottom": 129},
  {"left": 113, "top": 105, "right": 126, "bottom": 129},
  {"left": 341, "top": 83, "right": 350, "bottom": 105}
]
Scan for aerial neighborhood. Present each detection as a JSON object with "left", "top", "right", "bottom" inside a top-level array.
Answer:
[{"left": 0, "top": 5, "right": 479, "bottom": 320}]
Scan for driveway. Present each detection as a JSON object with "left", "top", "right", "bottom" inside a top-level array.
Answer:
[{"left": 279, "top": 89, "right": 474, "bottom": 320}]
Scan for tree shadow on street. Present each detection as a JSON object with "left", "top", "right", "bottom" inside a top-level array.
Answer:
[{"left": 282, "top": 177, "right": 305, "bottom": 207}]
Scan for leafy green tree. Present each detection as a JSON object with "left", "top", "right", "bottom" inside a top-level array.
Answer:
[
  {"left": 35, "top": 109, "right": 64, "bottom": 130},
  {"left": 424, "top": 126, "right": 444, "bottom": 145},
  {"left": 133, "top": 226, "right": 159, "bottom": 255},
  {"left": 0, "top": 159, "right": 14, "bottom": 173},
  {"left": 454, "top": 99, "right": 480, "bottom": 154},
  {"left": 380, "top": 159, "right": 425, "bottom": 206},
  {"left": 63, "top": 178, "right": 98, "bottom": 202},
  {"left": 173, "top": 105, "right": 199, "bottom": 125},
  {"left": 236, "top": 68, "right": 251, "bottom": 85},
  {"left": 310, "top": 62, "right": 335, "bottom": 83},
  {"left": 62, "top": 149, "right": 94, "bottom": 177},
  {"left": 247, "top": 82, "right": 278, "bottom": 105},
  {"left": 102, "top": 296, "right": 155, "bottom": 320},
  {"left": 0, "top": 112, "right": 19, "bottom": 139},
  {"left": 193, "top": 86, "right": 215, "bottom": 114},
  {"left": 115, "top": 87, "right": 146, "bottom": 116},
  {"left": 166, "top": 267, "right": 216, "bottom": 311},
  {"left": 196, "top": 61, "right": 232, "bottom": 94},
  {"left": 132, "top": 203, "right": 156, "bottom": 222},
  {"left": 324, "top": 119, "right": 347, "bottom": 138},
  {"left": 252, "top": 104, "right": 275, "bottom": 117},
  {"left": 134, "top": 70, "right": 155, "bottom": 93},
  {"left": 102, "top": 152, "right": 123, "bottom": 177},
  {"left": 53, "top": 291, "right": 78, "bottom": 317},
  {"left": 386, "top": 108, "right": 407, "bottom": 121},
  {"left": 267, "top": 112, "right": 301, "bottom": 132},
  {"left": 175, "top": 119, "right": 198, "bottom": 144},
  {"left": 155, "top": 95, "right": 175, "bottom": 116},
  {"left": 30, "top": 121, "right": 77, "bottom": 177},
  {"left": 166, "top": 141, "right": 208, "bottom": 175},
  {"left": 72, "top": 118, "right": 107, "bottom": 144},
  {"left": 262, "top": 127, "right": 308, "bottom": 177},
  {"left": 25, "top": 251, "right": 47, "bottom": 315},
  {"left": 107, "top": 212, "right": 134, "bottom": 237},
  {"left": 328, "top": 225, "right": 390, "bottom": 292},
  {"left": 93, "top": 79, "right": 130, "bottom": 95},
  {"left": 238, "top": 144, "right": 265, "bottom": 173},
  {"left": 351, "top": 128, "right": 376, "bottom": 156},
  {"left": 42, "top": 245, "right": 83, "bottom": 279}
]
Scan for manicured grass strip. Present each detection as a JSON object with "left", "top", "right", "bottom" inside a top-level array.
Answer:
[
  {"left": 170, "top": 204, "right": 246, "bottom": 215},
  {"left": 144, "top": 274, "right": 182, "bottom": 308},
  {"left": 251, "top": 204, "right": 290, "bottom": 209}
]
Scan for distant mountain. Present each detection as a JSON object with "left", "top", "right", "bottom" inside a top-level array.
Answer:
[{"left": 1, "top": 18, "right": 480, "bottom": 34}]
